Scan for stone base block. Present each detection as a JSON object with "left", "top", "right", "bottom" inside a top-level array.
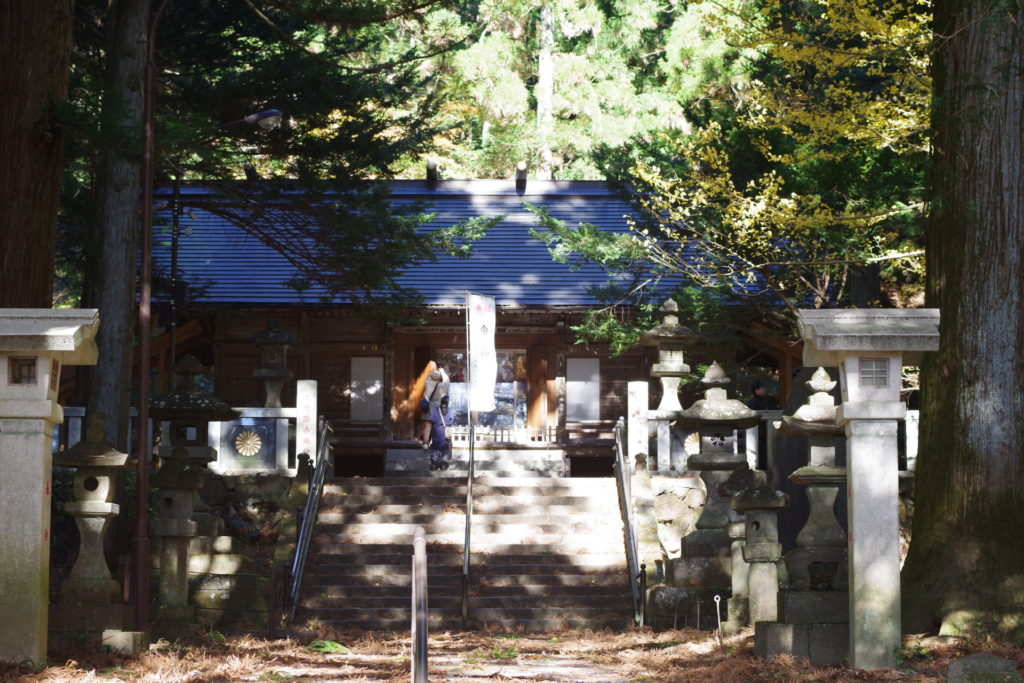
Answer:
[
  {"left": 778, "top": 591, "right": 848, "bottom": 624},
  {"left": 756, "top": 621, "right": 848, "bottom": 666},
  {"left": 671, "top": 555, "right": 732, "bottom": 588},
  {"left": 681, "top": 529, "right": 731, "bottom": 557},
  {"left": 723, "top": 596, "right": 749, "bottom": 633},
  {"left": 101, "top": 630, "right": 149, "bottom": 655},
  {"left": 153, "top": 605, "right": 201, "bottom": 640},
  {"left": 50, "top": 602, "right": 130, "bottom": 634},
  {"left": 196, "top": 607, "right": 269, "bottom": 631},
  {"left": 190, "top": 575, "right": 270, "bottom": 610}
]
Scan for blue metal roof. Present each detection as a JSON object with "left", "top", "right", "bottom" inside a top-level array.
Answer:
[{"left": 153, "top": 180, "right": 644, "bottom": 308}]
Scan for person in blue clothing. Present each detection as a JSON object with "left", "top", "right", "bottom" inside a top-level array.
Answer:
[{"left": 428, "top": 395, "right": 455, "bottom": 471}]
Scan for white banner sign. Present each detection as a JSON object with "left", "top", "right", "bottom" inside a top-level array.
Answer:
[{"left": 467, "top": 293, "right": 497, "bottom": 412}]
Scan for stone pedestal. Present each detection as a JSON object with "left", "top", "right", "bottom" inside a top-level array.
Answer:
[
  {"left": 798, "top": 309, "right": 939, "bottom": 670},
  {"left": 0, "top": 309, "right": 98, "bottom": 667}
]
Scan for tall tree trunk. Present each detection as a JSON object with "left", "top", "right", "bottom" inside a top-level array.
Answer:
[
  {"left": 902, "top": 0, "right": 1024, "bottom": 641},
  {"left": 0, "top": 1, "right": 75, "bottom": 307},
  {"left": 84, "top": 0, "right": 148, "bottom": 449},
  {"left": 535, "top": 5, "right": 554, "bottom": 180}
]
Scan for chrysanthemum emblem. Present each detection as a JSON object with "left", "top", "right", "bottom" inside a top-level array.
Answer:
[{"left": 235, "top": 430, "right": 263, "bottom": 457}]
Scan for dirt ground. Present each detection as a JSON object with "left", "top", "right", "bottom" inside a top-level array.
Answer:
[{"left": 3, "top": 627, "right": 1022, "bottom": 682}]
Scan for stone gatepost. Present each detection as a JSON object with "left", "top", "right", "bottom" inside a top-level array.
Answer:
[
  {"left": 734, "top": 475, "right": 788, "bottom": 624},
  {"left": 672, "top": 362, "right": 760, "bottom": 627},
  {"left": 51, "top": 414, "right": 131, "bottom": 639},
  {"left": 640, "top": 299, "right": 695, "bottom": 472},
  {"left": 0, "top": 309, "right": 99, "bottom": 668},
  {"left": 798, "top": 309, "right": 939, "bottom": 670}
]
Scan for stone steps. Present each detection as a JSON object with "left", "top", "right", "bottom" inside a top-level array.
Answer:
[{"left": 292, "top": 474, "right": 633, "bottom": 632}]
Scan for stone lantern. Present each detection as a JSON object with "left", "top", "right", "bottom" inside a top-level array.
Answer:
[
  {"left": 672, "top": 361, "right": 760, "bottom": 626},
  {"left": 733, "top": 474, "right": 788, "bottom": 624},
  {"left": 0, "top": 309, "right": 99, "bottom": 667},
  {"left": 150, "top": 446, "right": 207, "bottom": 638},
  {"left": 797, "top": 309, "right": 939, "bottom": 670},
  {"left": 756, "top": 366, "right": 849, "bottom": 665},
  {"left": 150, "top": 355, "right": 238, "bottom": 637},
  {"left": 252, "top": 320, "right": 297, "bottom": 409},
  {"left": 640, "top": 299, "right": 695, "bottom": 471},
  {"left": 51, "top": 414, "right": 130, "bottom": 638}
]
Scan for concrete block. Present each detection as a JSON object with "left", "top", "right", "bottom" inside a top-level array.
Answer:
[
  {"left": 755, "top": 622, "right": 809, "bottom": 660},
  {"left": 948, "top": 654, "right": 1021, "bottom": 683},
  {"left": 101, "top": 630, "right": 149, "bottom": 655},
  {"left": 778, "top": 591, "right": 849, "bottom": 624}
]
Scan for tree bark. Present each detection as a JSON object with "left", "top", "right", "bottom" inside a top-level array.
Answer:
[
  {"left": 0, "top": 1, "right": 75, "bottom": 307},
  {"left": 83, "top": 0, "right": 148, "bottom": 449},
  {"left": 535, "top": 5, "right": 555, "bottom": 180},
  {"left": 902, "top": 0, "right": 1024, "bottom": 641}
]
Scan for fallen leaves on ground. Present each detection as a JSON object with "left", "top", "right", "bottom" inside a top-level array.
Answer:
[{"left": 2, "top": 627, "right": 1022, "bottom": 682}]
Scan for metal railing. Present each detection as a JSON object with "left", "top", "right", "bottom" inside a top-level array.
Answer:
[
  {"left": 287, "top": 416, "right": 332, "bottom": 622},
  {"left": 613, "top": 416, "right": 645, "bottom": 626},
  {"left": 411, "top": 526, "right": 428, "bottom": 683},
  {"left": 460, "top": 412, "right": 477, "bottom": 627}
]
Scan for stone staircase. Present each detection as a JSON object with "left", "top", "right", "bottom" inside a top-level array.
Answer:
[{"left": 292, "top": 475, "right": 634, "bottom": 632}]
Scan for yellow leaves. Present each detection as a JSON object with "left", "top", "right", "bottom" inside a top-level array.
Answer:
[{"left": 718, "top": 0, "right": 931, "bottom": 157}]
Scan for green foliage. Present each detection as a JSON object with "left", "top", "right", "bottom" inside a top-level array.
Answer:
[
  {"left": 532, "top": 0, "right": 928, "bottom": 341},
  {"left": 307, "top": 639, "right": 350, "bottom": 654},
  {"left": 420, "top": 0, "right": 690, "bottom": 179},
  {"left": 63, "top": 0, "right": 489, "bottom": 309}
]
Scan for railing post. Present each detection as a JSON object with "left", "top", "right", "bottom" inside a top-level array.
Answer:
[{"left": 412, "top": 526, "right": 428, "bottom": 683}]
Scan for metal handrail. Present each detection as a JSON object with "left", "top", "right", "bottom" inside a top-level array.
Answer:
[
  {"left": 411, "top": 526, "right": 428, "bottom": 683},
  {"left": 614, "top": 416, "right": 645, "bottom": 626},
  {"left": 461, "top": 410, "right": 477, "bottom": 627},
  {"left": 288, "top": 416, "right": 333, "bottom": 622}
]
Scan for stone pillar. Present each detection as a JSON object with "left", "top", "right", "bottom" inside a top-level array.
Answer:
[
  {"left": 627, "top": 380, "right": 648, "bottom": 471},
  {"left": 0, "top": 309, "right": 99, "bottom": 668},
  {"left": 797, "top": 309, "right": 939, "bottom": 670},
  {"left": 640, "top": 299, "right": 694, "bottom": 472},
  {"left": 51, "top": 414, "right": 131, "bottom": 639},
  {"left": 840, "top": 406, "right": 903, "bottom": 669}
]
